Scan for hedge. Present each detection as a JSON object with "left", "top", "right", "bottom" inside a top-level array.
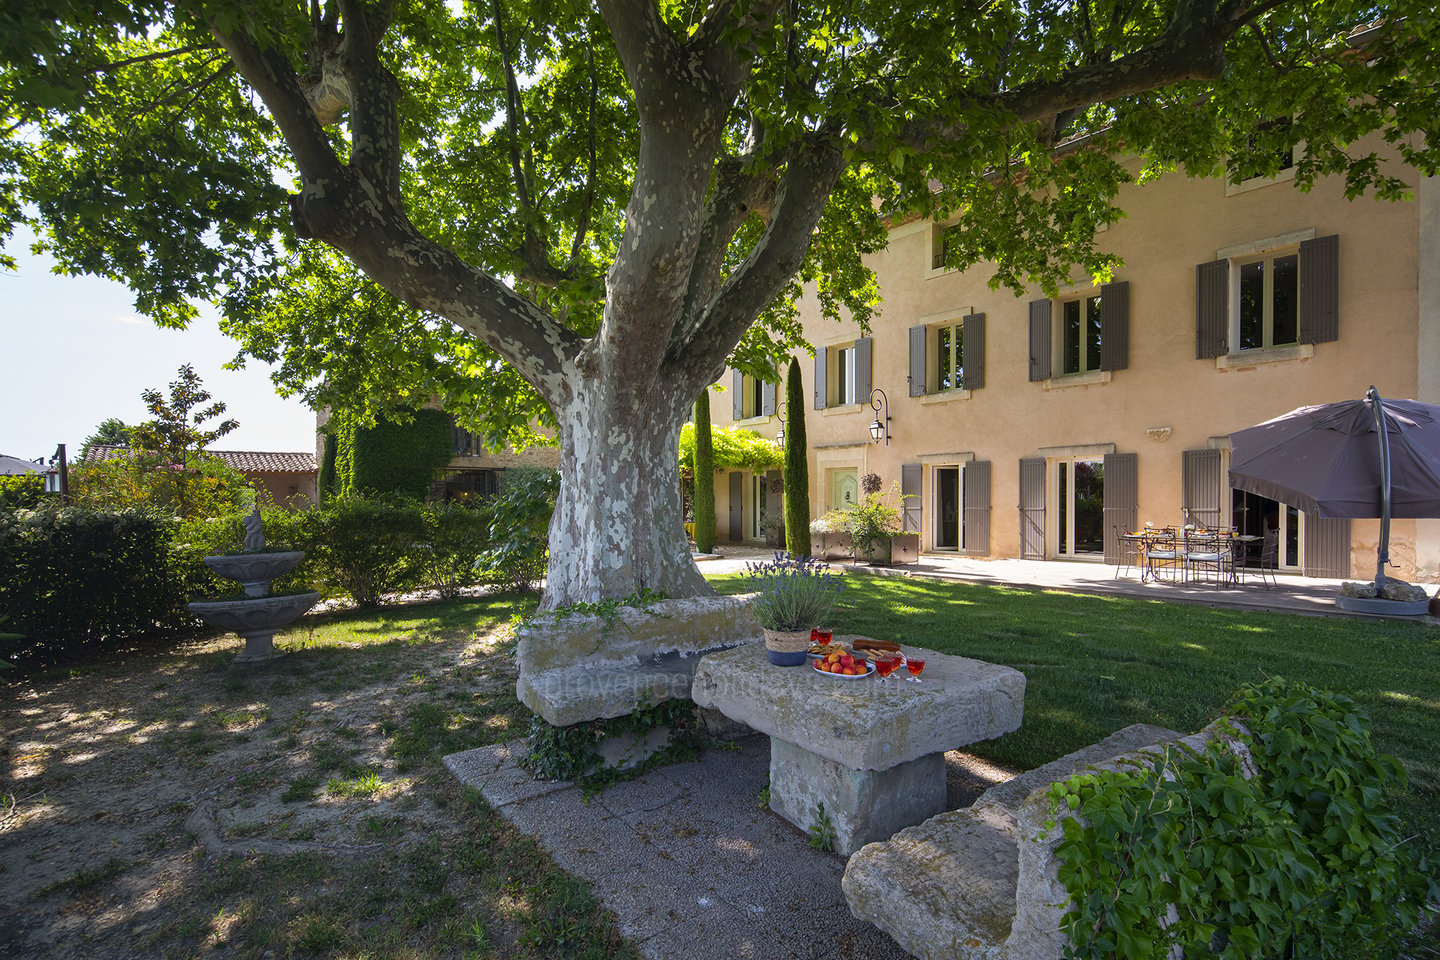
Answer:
[{"left": 0, "top": 504, "right": 193, "bottom": 665}]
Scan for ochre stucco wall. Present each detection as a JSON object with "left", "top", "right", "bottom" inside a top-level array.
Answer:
[{"left": 710, "top": 146, "right": 1437, "bottom": 582}]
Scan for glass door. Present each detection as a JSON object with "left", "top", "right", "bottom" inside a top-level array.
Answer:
[
  {"left": 749, "top": 475, "right": 763, "bottom": 541},
  {"left": 1055, "top": 459, "right": 1106, "bottom": 558},
  {"left": 934, "top": 466, "right": 961, "bottom": 550},
  {"left": 1232, "top": 490, "right": 1302, "bottom": 571}
]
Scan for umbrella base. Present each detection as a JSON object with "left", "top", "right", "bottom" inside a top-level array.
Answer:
[{"left": 1334, "top": 595, "right": 1430, "bottom": 617}]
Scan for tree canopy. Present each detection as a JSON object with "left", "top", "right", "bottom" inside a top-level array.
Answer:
[
  {"left": 5, "top": 0, "right": 1434, "bottom": 441},
  {"left": 4, "top": 0, "right": 1437, "bottom": 604}
]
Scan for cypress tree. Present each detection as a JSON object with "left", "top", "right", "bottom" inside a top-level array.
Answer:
[
  {"left": 693, "top": 394, "right": 716, "bottom": 553},
  {"left": 783, "top": 357, "right": 811, "bottom": 557}
]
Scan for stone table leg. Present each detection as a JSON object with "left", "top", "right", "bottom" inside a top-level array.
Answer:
[{"left": 768, "top": 737, "right": 947, "bottom": 856}]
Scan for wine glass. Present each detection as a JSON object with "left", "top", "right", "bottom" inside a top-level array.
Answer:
[
  {"left": 875, "top": 655, "right": 899, "bottom": 684},
  {"left": 905, "top": 657, "right": 926, "bottom": 682}
]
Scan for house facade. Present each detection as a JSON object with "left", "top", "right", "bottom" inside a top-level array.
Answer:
[{"left": 707, "top": 141, "right": 1440, "bottom": 582}]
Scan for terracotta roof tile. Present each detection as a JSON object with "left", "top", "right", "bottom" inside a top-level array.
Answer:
[{"left": 82, "top": 445, "right": 316, "bottom": 474}]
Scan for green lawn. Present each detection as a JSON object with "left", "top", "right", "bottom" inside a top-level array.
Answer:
[{"left": 713, "top": 573, "right": 1440, "bottom": 848}]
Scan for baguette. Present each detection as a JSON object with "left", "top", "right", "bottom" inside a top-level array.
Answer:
[{"left": 852, "top": 638, "right": 901, "bottom": 653}]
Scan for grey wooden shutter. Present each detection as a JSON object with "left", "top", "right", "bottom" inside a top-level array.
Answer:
[
  {"left": 908, "top": 325, "right": 927, "bottom": 397},
  {"left": 1299, "top": 234, "right": 1339, "bottom": 344},
  {"left": 1196, "top": 259, "right": 1229, "bottom": 359},
  {"left": 1102, "top": 452, "right": 1138, "bottom": 564},
  {"left": 856, "top": 337, "right": 872, "bottom": 402},
  {"left": 1028, "top": 300, "right": 1052, "bottom": 381},
  {"left": 964, "top": 460, "right": 992, "bottom": 557},
  {"left": 1019, "top": 457, "right": 1046, "bottom": 559},
  {"left": 1099, "top": 281, "right": 1129, "bottom": 372},
  {"left": 901, "top": 463, "right": 922, "bottom": 533},
  {"left": 728, "top": 471, "right": 743, "bottom": 542},
  {"left": 1303, "top": 515, "right": 1350, "bottom": 578},
  {"left": 963, "top": 312, "right": 986, "bottom": 390},
  {"left": 732, "top": 370, "right": 744, "bottom": 420},
  {"left": 1182, "top": 448, "right": 1223, "bottom": 530},
  {"left": 813, "top": 348, "right": 827, "bottom": 410},
  {"left": 761, "top": 379, "right": 777, "bottom": 417}
]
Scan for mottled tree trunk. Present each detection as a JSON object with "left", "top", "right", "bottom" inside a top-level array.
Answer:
[{"left": 543, "top": 375, "right": 712, "bottom": 609}]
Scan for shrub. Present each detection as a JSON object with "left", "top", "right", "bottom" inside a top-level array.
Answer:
[
  {"left": 845, "top": 481, "right": 907, "bottom": 560},
  {"left": 69, "top": 451, "right": 255, "bottom": 520},
  {"left": 278, "top": 496, "right": 429, "bottom": 607},
  {"left": 0, "top": 474, "right": 45, "bottom": 511},
  {"left": 743, "top": 552, "right": 844, "bottom": 631},
  {"left": 421, "top": 501, "right": 493, "bottom": 598},
  {"left": 0, "top": 504, "right": 192, "bottom": 666},
  {"left": 1049, "top": 678, "right": 1437, "bottom": 960},
  {"left": 480, "top": 470, "right": 558, "bottom": 593}
]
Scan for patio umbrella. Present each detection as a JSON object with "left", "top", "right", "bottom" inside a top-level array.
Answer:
[{"left": 1228, "top": 386, "right": 1440, "bottom": 592}]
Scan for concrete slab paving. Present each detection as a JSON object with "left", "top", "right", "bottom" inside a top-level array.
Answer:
[{"left": 446, "top": 734, "right": 918, "bottom": 959}]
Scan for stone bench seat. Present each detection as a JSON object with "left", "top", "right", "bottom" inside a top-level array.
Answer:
[
  {"left": 842, "top": 722, "right": 1192, "bottom": 960},
  {"left": 515, "top": 596, "right": 761, "bottom": 727}
]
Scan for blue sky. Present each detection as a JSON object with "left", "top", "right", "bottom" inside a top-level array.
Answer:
[{"left": 1, "top": 226, "right": 316, "bottom": 463}]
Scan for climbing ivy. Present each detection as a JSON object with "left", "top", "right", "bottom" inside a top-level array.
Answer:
[
  {"left": 330, "top": 408, "right": 453, "bottom": 500},
  {"left": 524, "top": 698, "right": 703, "bottom": 795},
  {"left": 1048, "top": 678, "right": 1436, "bottom": 959}
]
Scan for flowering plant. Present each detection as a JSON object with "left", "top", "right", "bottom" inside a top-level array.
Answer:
[{"left": 744, "top": 552, "right": 844, "bottom": 632}]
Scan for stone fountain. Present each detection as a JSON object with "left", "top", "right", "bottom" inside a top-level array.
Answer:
[{"left": 188, "top": 509, "right": 321, "bottom": 664}]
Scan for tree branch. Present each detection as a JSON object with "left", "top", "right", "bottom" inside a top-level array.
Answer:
[
  {"left": 567, "top": 44, "right": 600, "bottom": 269},
  {"left": 670, "top": 130, "right": 847, "bottom": 396},
  {"left": 85, "top": 44, "right": 221, "bottom": 75},
  {"left": 335, "top": 0, "right": 403, "bottom": 203}
]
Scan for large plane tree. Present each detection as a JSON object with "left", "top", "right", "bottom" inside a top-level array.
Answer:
[{"left": 3, "top": 0, "right": 1436, "bottom": 607}]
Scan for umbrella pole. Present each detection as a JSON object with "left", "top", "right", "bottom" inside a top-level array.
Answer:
[{"left": 1370, "top": 386, "right": 1392, "bottom": 593}]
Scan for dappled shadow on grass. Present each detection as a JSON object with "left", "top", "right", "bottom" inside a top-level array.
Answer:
[
  {"left": 711, "top": 571, "right": 1440, "bottom": 847},
  {"left": 1, "top": 589, "right": 642, "bottom": 960}
]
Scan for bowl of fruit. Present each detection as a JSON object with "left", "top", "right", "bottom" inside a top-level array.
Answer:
[{"left": 812, "top": 648, "right": 874, "bottom": 678}]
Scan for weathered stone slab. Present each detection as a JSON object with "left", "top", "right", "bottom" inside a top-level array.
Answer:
[
  {"left": 770, "top": 739, "right": 946, "bottom": 856},
  {"left": 842, "top": 804, "right": 1019, "bottom": 960},
  {"left": 516, "top": 596, "right": 761, "bottom": 726},
  {"left": 842, "top": 721, "right": 1245, "bottom": 960},
  {"left": 691, "top": 640, "right": 1025, "bottom": 771}
]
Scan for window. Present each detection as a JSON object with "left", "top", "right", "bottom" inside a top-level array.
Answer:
[
  {"left": 909, "top": 315, "right": 984, "bottom": 396},
  {"left": 934, "top": 322, "right": 964, "bottom": 391},
  {"left": 1027, "top": 283, "right": 1128, "bottom": 382},
  {"left": 1227, "top": 118, "right": 1297, "bottom": 190},
  {"left": 730, "top": 369, "right": 775, "bottom": 420},
  {"left": 832, "top": 345, "right": 858, "bottom": 405},
  {"left": 1237, "top": 251, "right": 1299, "bottom": 350},
  {"left": 930, "top": 223, "right": 961, "bottom": 272},
  {"left": 814, "top": 338, "right": 871, "bottom": 409},
  {"left": 1195, "top": 234, "right": 1337, "bottom": 360},
  {"left": 1059, "top": 293, "right": 1103, "bottom": 375}
]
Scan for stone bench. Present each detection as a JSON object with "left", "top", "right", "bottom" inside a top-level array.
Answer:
[
  {"left": 842, "top": 722, "right": 1255, "bottom": 960},
  {"left": 515, "top": 596, "right": 760, "bottom": 727}
]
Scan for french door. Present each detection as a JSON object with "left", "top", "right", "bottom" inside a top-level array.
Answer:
[{"left": 1055, "top": 458, "right": 1106, "bottom": 558}]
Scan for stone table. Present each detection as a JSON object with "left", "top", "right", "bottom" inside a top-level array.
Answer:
[{"left": 691, "top": 638, "right": 1025, "bottom": 855}]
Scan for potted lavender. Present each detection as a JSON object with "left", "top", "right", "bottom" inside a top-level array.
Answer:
[{"left": 745, "top": 553, "right": 845, "bottom": 665}]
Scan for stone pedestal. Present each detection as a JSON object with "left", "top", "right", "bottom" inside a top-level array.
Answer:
[
  {"left": 770, "top": 739, "right": 946, "bottom": 855},
  {"left": 693, "top": 638, "right": 1025, "bottom": 854}
]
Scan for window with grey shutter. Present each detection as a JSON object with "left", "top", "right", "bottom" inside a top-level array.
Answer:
[
  {"left": 963, "top": 460, "right": 992, "bottom": 556},
  {"left": 901, "top": 463, "right": 922, "bottom": 532},
  {"left": 732, "top": 370, "right": 744, "bottom": 420},
  {"left": 1102, "top": 452, "right": 1138, "bottom": 564},
  {"left": 1182, "top": 449, "right": 1222, "bottom": 530},
  {"left": 856, "top": 337, "right": 872, "bottom": 401},
  {"left": 761, "top": 379, "right": 777, "bottom": 417},
  {"left": 1099, "top": 281, "right": 1129, "bottom": 372},
  {"left": 1028, "top": 300, "right": 1052, "bottom": 381},
  {"left": 1195, "top": 259, "right": 1229, "bottom": 359},
  {"left": 813, "top": 348, "right": 826, "bottom": 410},
  {"left": 1302, "top": 515, "right": 1350, "bottom": 578},
  {"left": 1299, "top": 234, "right": 1339, "bottom": 344},
  {"left": 963, "top": 313, "right": 986, "bottom": 390},
  {"left": 1019, "top": 457, "right": 1046, "bottom": 559},
  {"left": 908, "top": 325, "right": 926, "bottom": 397}
]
